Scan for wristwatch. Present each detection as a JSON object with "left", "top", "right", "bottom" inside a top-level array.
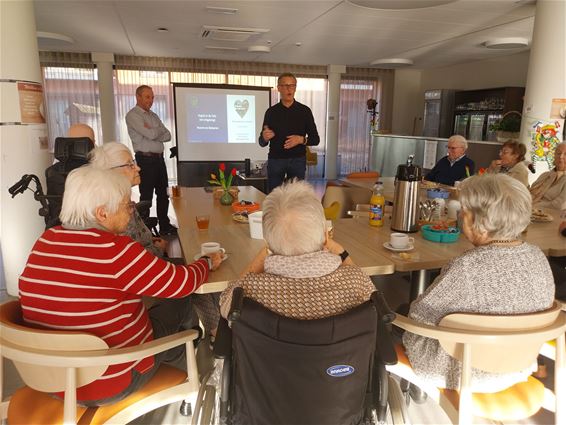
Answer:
[
  {"left": 199, "top": 255, "right": 213, "bottom": 270},
  {"left": 339, "top": 250, "right": 349, "bottom": 262}
]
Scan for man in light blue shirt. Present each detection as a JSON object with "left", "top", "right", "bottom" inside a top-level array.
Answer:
[{"left": 126, "top": 85, "right": 176, "bottom": 235}]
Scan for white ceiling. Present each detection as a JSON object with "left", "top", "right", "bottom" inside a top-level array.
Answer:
[{"left": 33, "top": 0, "right": 536, "bottom": 69}]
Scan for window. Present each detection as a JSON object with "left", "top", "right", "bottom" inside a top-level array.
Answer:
[{"left": 41, "top": 66, "right": 101, "bottom": 150}]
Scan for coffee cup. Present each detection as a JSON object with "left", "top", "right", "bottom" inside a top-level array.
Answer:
[
  {"left": 390, "top": 233, "right": 414, "bottom": 249},
  {"left": 200, "top": 242, "right": 225, "bottom": 256}
]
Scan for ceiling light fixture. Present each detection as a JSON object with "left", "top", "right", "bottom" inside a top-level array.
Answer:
[
  {"left": 248, "top": 45, "right": 271, "bottom": 53},
  {"left": 482, "top": 37, "right": 529, "bottom": 49},
  {"left": 156, "top": 27, "right": 169, "bottom": 33},
  {"left": 206, "top": 6, "right": 238, "bottom": 14},
  {"left": 347, "top": 0, "right": 457, "bottom": 10},
  {"left": 36, "top": 31, "right": 74, "bottom": 44},
  {"left": 370, "top": 58, "right": 414, "bottom": 68}
]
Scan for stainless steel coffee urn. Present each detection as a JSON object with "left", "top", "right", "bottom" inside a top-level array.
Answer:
[{"left": 391, "top": 155, "right": 422, "bottom": 233}]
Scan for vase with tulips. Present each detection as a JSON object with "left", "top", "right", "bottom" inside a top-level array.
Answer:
[{"left": 209, "top": 163, "right": 237, "bottom": 205}]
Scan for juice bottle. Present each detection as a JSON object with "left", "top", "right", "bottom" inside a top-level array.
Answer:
[{"left": 369, "top": 182, "right": 385, "bottom": 227}]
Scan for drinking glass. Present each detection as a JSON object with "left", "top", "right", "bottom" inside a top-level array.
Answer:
[{"left": 196, "top": 215, "right": 210, "bottom": 231}]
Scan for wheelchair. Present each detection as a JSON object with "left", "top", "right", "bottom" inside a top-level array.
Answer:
[
  {"left": 9, "top": 137, "right": 159, "bottom": 235},
  {"left": 191, "top": 288, "right": 409, "bottom": 425}
]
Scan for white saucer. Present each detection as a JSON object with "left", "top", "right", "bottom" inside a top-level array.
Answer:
[
  {"left": 193, "top": 253, "right": 228, "bottom": 262},
  {"left": 383, "top": 242, "right": 414, "bottom": 252}
]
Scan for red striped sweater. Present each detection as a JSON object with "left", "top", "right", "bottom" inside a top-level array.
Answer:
[{"left": 19, "top": 226, "right": 209, "bottom": 402}]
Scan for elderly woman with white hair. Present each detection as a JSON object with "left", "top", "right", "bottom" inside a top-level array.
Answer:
[
  {"left": 220, "top": 180, "right": 375, "bottom": 320},
  {"left": 89, "top": 142, "right": 223, "bottom": 336},
  {"left": 403, "top": 173, "right": 555, "bottom": 391},
  {"left": 18, "top": 167, "right": 219, "bottom": 406},
  {"left": 530, "top": 142, "right": 566, "bottom": 210}
]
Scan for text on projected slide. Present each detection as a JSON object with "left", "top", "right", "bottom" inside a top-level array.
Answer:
[{"left": 186, "top": 94, "right": 256, "bottom": 143}]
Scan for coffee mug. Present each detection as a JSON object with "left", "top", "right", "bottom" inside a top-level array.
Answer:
[
  {"left": 200, "top": 242, "right": 225, "bottom": 256},
  {"left": 390, "top": 233, "right": 414, "bottom": 249}
]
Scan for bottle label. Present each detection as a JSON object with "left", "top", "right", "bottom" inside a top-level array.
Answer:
[{"left": 369, "top": 204, "right": 383, "bottom": 222}]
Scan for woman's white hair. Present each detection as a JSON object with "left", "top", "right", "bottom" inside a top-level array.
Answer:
[
  {"left": 262, "top": 179, "right": 326, "bottom": 256},
  {"left": 60, "top": 166, "right": 131, "bottom": 228},
  {"left": 459, "top": 173, "right": 531, "bottom": 239},
  {"left": 89, "top": 142, "right": 132, "bottom": 169}
]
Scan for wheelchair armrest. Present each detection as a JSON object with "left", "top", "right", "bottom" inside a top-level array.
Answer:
[
  {"left": 371, "top": 291, "right": 396, "bottom": 324},
  {"left": 213, "top": 318, "right": 232, "bottom": 359},
  {"left": 376, "top": 320, "right": 398, "bottom": 365},
  {"left": 228, "top": 287, "right": 244, "bottom": 324}
]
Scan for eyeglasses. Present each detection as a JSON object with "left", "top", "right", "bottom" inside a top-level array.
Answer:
[
  {"left": 123, "top": 201, "right": 136, "bottom": 215},
  {"left": 111, "top": 160, "right": 137, "bottom": 170},
  {"left": 278, "top": 84, "right": 296, "bottom": 89}
]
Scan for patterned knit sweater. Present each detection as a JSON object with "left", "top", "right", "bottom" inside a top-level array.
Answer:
[
  {"left": 403, "top": 242, "right": 555, "bottom": 392},
  {"left": 220, "top": 251, "right": 375, "bottom": 320},
  {"left": 19, "top": 226, "right": 209, "bottom": 402}
]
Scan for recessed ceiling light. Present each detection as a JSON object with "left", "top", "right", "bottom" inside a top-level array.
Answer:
[
  {"left": 36, "top": 31, "right": 74, "bottom": 44},
  {"left": 205, "top": 46, "right": 239, "bottom": 51},
  {"left": 370, "top": 58, "right": 414, "bottom": 68},
  {"left": 248, "top": 45, "right": 271, "bottom": 53},
  {"left": 482, "top": 37, "right": 529, "bottom": 49},
  {"left": 206, "top": 6, "right": 238, "bottom": 14},
  {"left": 156, "top": 28, "right": 169, "bottom": 33},
  {"left": 347, "top": 0, "right": 457, "bottom": 10}
]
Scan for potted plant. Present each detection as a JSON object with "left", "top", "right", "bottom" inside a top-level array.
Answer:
[{"left": 489, "top": 111, "right": 522, "bottom": 142}]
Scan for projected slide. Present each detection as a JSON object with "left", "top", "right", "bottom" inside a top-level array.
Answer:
[
  {"left": 187, "top": 94, "right": 227, "bottom": 143},
  {"left": 227, "top": 95, "right": 255, "bottom": 143},
  {"left": 174, "top": 84, "right": 271, "bottom": 161}
]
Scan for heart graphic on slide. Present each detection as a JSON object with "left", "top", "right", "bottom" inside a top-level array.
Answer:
[{"left": 234, "top": 100, "right": 249, "bottom": 118}]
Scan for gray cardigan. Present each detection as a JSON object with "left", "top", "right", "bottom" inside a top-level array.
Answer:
[{"left": 403, "top": 243, "right": 555, "bottom": 391}]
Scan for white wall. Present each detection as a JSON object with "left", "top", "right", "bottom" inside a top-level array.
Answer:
[
  {"left": 391, "top": 52, "right": 530, "bottom": 136},
  {"left": 391, "top": 69, "right": 422, "bottom": 136}
]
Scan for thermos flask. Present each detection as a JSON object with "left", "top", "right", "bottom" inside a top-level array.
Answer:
[{"left": 391, "top": 155, "right": 422, "bottom": 233}]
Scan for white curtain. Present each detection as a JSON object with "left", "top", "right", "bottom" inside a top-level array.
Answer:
[
  {"left": 41, "top": 66, "right": 101, "bottom": 150},
  {"left": 338, "top": 79, "right": 378, "bottom": 175}
]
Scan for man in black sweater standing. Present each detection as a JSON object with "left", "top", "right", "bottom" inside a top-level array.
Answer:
[{"left": 259, "top": 73, "right": 320, "bottom": 192}]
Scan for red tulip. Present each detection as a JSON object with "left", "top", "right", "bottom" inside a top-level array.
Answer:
[
  {"left": 231, "top": 168, "right": 237, "bottom": 176},
  {"left": 219, "top": 163, "right": 226, "bottom": 172}
]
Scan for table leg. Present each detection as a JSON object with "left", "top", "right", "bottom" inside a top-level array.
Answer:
[{"left": 409, "top": 270, "right": 428, "bottom": 302}]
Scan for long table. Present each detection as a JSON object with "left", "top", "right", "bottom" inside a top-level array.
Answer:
[
  {"left": 170, "top": 186, "right": 266, "bottom": 230},
  {"left": 172, "top": 186, "right": 564, "bottom": 296}
]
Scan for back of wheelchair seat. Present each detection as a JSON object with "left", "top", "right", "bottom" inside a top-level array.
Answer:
[{"left": 229, "top": 298, "right": 378, "bottom": 425}]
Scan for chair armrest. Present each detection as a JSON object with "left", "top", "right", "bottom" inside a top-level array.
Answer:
[
  {"left": 393, "top": 313, "right": 566, "bottom": 344},
  {"left": 0, "top": 328, "right": 199, "bottom": 368},
  {"left": 213, "top": 318, "right": 232, "bottom": 359}
]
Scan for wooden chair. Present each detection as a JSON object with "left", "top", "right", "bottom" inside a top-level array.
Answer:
[
  {"left": 321, "top": 185, "right": 372, "bottom": 218},
  {"left": 0, "top": 300, "right": 202, "bottom": 425},
  {"left": 323, "top": 201, "right": 341, "bottom": 220},
  {"left": 387, "top": 302, "right": 566, "bottom": 425}
]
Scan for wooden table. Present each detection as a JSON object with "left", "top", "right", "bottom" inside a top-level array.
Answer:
[
  {"left": 522, "top": 209, "right": 566, "bottom": 257},
  {"left": 179, "top": 220, "right": 395, "bottom": 293},
  {"left": 340, "top": 176, "right": 457, "bottom": 203},
  {"left": 170, "top": 186, "right": 266, "bottom": 230}
]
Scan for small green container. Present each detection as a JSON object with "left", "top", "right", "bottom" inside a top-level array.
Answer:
[{"left": 421, "top": 225, "right": 460, "bottom": 243}]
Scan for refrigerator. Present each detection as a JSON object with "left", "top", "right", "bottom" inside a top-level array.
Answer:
[{"left": 422, "top": 89, "right": 455, "bottom": 138}]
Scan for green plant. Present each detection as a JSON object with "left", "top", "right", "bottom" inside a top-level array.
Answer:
[
  {"left": 208, "top": 162, "right": 237, "bottom": 190},
  {"left": 489, "top": 112, "right": 521, "bottom": 132}
]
